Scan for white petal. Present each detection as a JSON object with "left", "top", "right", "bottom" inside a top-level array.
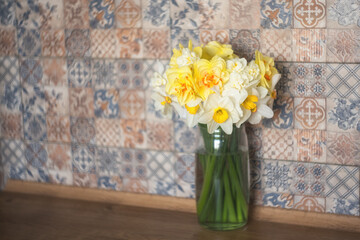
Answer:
[
  {"left": 187, "top": 97, "right": 202, "bottom": 107},
  {"left": 248, "top": 112, "right": 262, "bottom": 124},
  {"left": 220, "top": 120, "right": 233, "bottom": 135},
  {"left": 236, "top": 108, "right": 251, "bottom": 127},
  {"left": 205, "top": 93, "right": 219, "bottom": 109},
  {"left": 198, "top": 111, "right": 213, "bottom": 124},
  {"left": 271, "top": 74, "right": 281, "bottom": 90},
  {"left": 238, "top": 89, "right": 248, "bottom": 103},
  {"left": 208, "top": 121, "right": 219, "bottom": 134},
  {"left": 257, "top": 104, "right": 274, "bottom": 118},
  {"left": 257, "top": 86, "right": 268, "bottom": 98}
]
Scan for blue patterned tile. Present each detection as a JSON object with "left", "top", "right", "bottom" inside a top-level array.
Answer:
[
  {"left": 142, "top": 0, "right": 170, "bottom": 28},
  {"left": 65, "top": 29, "right": 91, "bottom": 57},
  {"left": 326, "top": 64, "right": 360, "bottom": 100},
  {"left": 94, "top": 89, "right": 119, "bottom": 118},
  {"left": 121, "top": 149, "right": 147, "bottom": 179},
  {"left": 171, "top": 28, "right": 199, "bottom": 50},
  {"left": 291, "top": 162, "right": 326, "bottom": 197},
  {"left": 0, "top": 0, "right": 16, "bottom": 26},
  {"left": 174, "top": 119, "right": 200, "bottom": 153},
  {"left": 96, "top": 147, "right": 122, "bottom": 190},
  {"left": 71, "top": 143, "right": 96, "bottom": 174},
  {"left": 117, "top": 59, "right": 146, "bottom": 90},
  {"left": 0, "top": 83, "right": 21, "bottom": 113},
  {"left": 70, "top": 117, "right": 96, "bottom": 144},
  {"left": 275, "top": 62, "right": 293, "bottom": 98},
  {"left": 89, "top": 0, "right": 115, "bottom": 29},
  {"left": 199, "top": 0, "right": 229, "bottom": 29},
  {"left": 92, "top": 59, "right": 117, "bottom": 88},
  {"left": 326, "top": 197, "right": 359, "bottom": 216},
  {"left": 262, "top": 160, "right": 293, "bottom": 193},
  {"left": 263, "top": 192, "right": 294, "bottom": 209},
  {"left": 146, "top": 150, "right": 176, "bottom": 196},
  {"left": 67, "top": 58, "right": 92, "bottom": 87},
  {"left": 0, "top": 139, "right": 26, "bottom": 180},
  {"left": 260, "top": 0, "right": 292, "bottom": 29},
  {"left": 24, "top": 142, "right": 49, "bottom": 183},
  {"left": 250, "top": 160, "right": 262, "bottom": 190},
  {"left": 229, "top": 29, "right": 260, "bottom": 62},
  {"left": 22, "top": 83, "right": 45, "bottom": 115},
  {"left": 0, "top": 57, "right": 19, "bottom": 86},
  {"left": 23, "top": 114, "right": 47, "bottom": 141},
  {"left": 262, "top": 96, "right": 294, "bottom": 129},
  {"left": 96, "top": 147, "right": 121, "bottom": 176},
  {"left": 19, "top": 58, "right": 43, "bottom": 85},
  {"left": 175, "top": 153, "right": 195, "bottom": 198},
  {"left": 170, "top": 0, "right": 199, "bottom": 30},
  {"left": 326, "top": 165, "right": 359, "bottom": 201},
  {"left": 246, "top": 125, "right": 264, "bottom": 160},
  {"left": 327, "top": 98, "right": 360, "bottom": 132},
  {"left": 327, "top": 0, "right": 360, "bottom": 28},
  {"left": 17, "top": 28, "right": 41, "bottom": 56},
  {"left": 15, "top": 0, "right": 41, "bottom": 28},
  {"left": 48, "top": 169, "right": 73, "bottom": 185},
  {"left": 44, "top": 86, "right": 69, "bottom": 116}
]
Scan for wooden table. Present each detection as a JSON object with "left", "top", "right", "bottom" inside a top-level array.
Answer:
[{"left": 1, "top": 192, "right": 359, "bottom": 240}]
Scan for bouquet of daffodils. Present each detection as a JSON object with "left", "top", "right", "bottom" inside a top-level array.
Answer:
[{"left": 151, "top": 41, "right": 281, "bottom": 134}]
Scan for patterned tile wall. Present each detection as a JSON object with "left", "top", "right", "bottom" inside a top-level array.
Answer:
[{"left": 0, "top": 0, "right": 359, "bottom": 217}]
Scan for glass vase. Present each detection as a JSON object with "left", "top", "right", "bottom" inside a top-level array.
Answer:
[{"left": 196, "top": 123, "right": 250, "bottom": 231}]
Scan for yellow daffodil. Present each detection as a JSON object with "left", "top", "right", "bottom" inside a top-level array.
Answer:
[
  {"left": 247, "top": 87, "right": 274, "bottom": 124},
  {"left": 170, "top": 40, "right": 202, "bottom": 68},
  {"left": 165, "top": 66, "right": 197, "bottom": 106},
  {"left": 202, "top": 41, "right": 237, "bottom": 61},
  {"left": 198, "top": 93, "right": 240, "bottom": 134},
  {"left": 255, "top": 50, "right": 278, "bottom": 92},
  {"left": 194, "top": 55, "right": 229, "bottom": 100}
]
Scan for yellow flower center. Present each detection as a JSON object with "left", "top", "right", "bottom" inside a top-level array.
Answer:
[
  {"left": 161, "top": 96, "right": 172, "bottom": 105},
  {"left": 213, "top": 107, "right": 229, "bottom": 124},
  {"left": 185, "top": 104, "right": 199, "bottom": 115},
  {"left": 242, "top": 95, "right": 258, "bottom": 112}
]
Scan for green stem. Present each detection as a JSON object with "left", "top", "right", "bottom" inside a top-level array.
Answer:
[
  {"left": 223, "top": 170, "right": 236, "bottom": 222},
  {"left": 197, "top": 154, "right": 216, "bottom": 214}
]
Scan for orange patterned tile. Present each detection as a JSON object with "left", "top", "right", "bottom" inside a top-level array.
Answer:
[
  {"left": 119, "top": 90, "right": 145, "bottom": 119},
  {"left": 230, "top": 0, "right": 260, "bottom": 29},
  {"left": 293, "top": 29, "right": 326, "bottom": 62},
  {"left": 64, "top": 0, "right": 90, "bottom": 29},
  {"left": 260, "top": 29, "right": 292, "bottom": 61},
  {"left": 44, "top": 86, "right": 69, "bottom": 116},
  {"left": 47, "top": 143, "right": 72, "bottom": 171},
  {"left": 294, "top": 129, "right": 326, "bottom": 163},
  {"left": 0, "top": 112, "right": 22, "bottom": 139},
  {"left": 293, "top": 195, "right": 325, "bottom": 212},
  {"left": 41, "top": 30, "right": 65, "bottom": 57},
  {"left": 91, "top": 29, "right": 118, "bottom": 58},
  {"left": 46, "top": 115, "right": 71, "bottom": 143},
  {"left": 73, "top": 173, "right": 97, "bottom": 188},
  {"left": 327, "top": 29, "right": 360, "bottom": 63},
  {"left": 199, "top": 30, "right": 229, "bottom": 45},
  {"left": 262, "top": 128, "right": 295, "bottom": 160},
  {"left": 0, "top": 28, "right": 16, "bottom": 56},
  {"left": 69, "top": 88, "right": 94, "bottom": 118},
  {"left": 143, "top": 29, "right": 170, "bottom": 59},
  {"left": 146, "top": 120, "right": 174, "bottom": 151},
  {"left": 293, "top": 0, "right": 326, "bottom": 28},
  {"left": 42, "top": 58, "right": 67, "bottom": 86},
  {"left": 119, "top": 119, "right": 147, "bottom": 148},
  {"left": 294, "top": 98, "right": 326, "bottom": 130},
  {"left": 116, "top": 29, "right": 143, "bottom": 58},
  {"left": 95, "top": 118, "right": 122, "bottom": 147},
  {"left": 327, "top": 132, "right": 360, "bottom": 165},
  {"left": 115, "top": 0, "right": 142, "bottom": 28}
]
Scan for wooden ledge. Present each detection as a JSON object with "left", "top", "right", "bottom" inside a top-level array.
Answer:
[{"left": 4, "top": 180, "right": 360, "bottom": 233}]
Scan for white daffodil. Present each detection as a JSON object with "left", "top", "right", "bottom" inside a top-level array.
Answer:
[
  {"left": 226, "top": 58, "right": 247, "bottom": 73},
  {"left": 183, "top": 98, "right": 203, "bottom": 128},
  {"left": 176, "top": 48, "right": 200, "bottom": 67},
  {"left": 198, "top": 93, "right": 240, "bottom": 134},
  {"left": 247, "top": 87, "right": 274, "bottom": 125},
  {"left": 150, "top": 72, "right": 167, "bottom": 92},
  {"left": 151, "top": 87, "right": 181, "bottom": 119},
  {"left": 244, "top": 60, "right": 261, "bottom": 84}
]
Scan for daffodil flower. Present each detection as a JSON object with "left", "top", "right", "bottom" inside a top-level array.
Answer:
[
  {"left": 255, "top": 50, "right": 278, "bottom": 92},
  {"left": 151, "top": 88, "right": 182, "bottom": 119},
  {"left": 226, "top": 58, "right": 247, "bottom": 73},
  {"left": 198, "top": 93, "right": 240, "bottom": 134},
  {"left": 202, "top": 41, "right": 236, "bottom": 60},
  {"left": 170, "top": 40, "right": 202, "bottom": 68},
  {"left": 247, "top": 87, "right": 274, "bottom": 124},
  {"left": 267, "top": 73, "right": 281, "bottom": 109}
]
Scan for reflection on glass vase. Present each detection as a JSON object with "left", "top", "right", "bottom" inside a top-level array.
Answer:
[{"left": 196, "top": 123, "right": 250, "bottom": 231}]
